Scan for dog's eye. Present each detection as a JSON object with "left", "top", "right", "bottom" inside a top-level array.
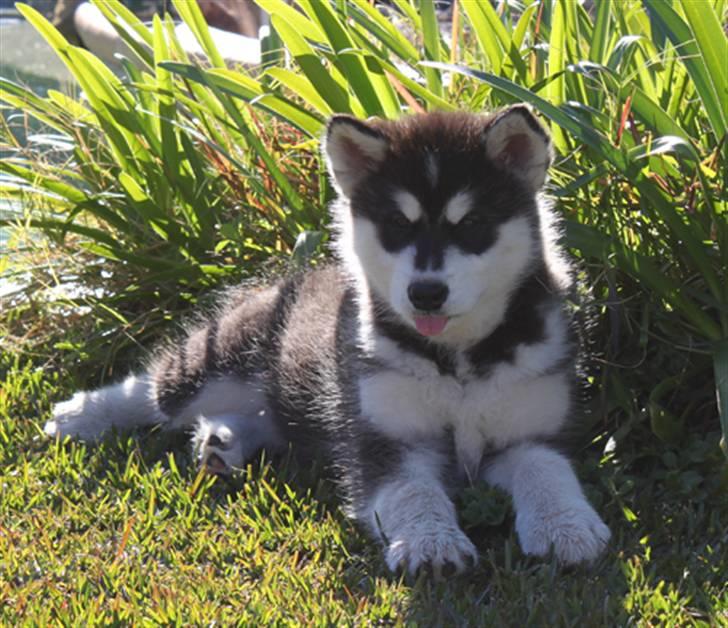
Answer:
[
  {"left": 387, "top": 211, "right": 414, "bottom": 229},
  {"left": 458, "top": 213, "right": 485, "bottom": 228}
]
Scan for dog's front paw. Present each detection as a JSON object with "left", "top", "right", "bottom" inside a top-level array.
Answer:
[
  {"left": 384, "top": 524, "right": 478, "bottom": 578},
  {"left": 516, "top": 501, "right": 611, "bottom": 564}
]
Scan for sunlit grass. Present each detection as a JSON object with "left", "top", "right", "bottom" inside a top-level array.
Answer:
[{"left": 1, "top": 359, "right": 726, "bottom": 624}]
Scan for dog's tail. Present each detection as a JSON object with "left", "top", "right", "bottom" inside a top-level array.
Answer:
[{"left": 44, "top": 374, "right": 165, "bottom": 441}]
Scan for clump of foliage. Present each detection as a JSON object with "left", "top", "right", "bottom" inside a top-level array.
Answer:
[
  {"left": 1, "top": 0, "right": 326, "bottom": 370},
  {"left": 2, "top": 0, "right": 725, "bottom": 449}
]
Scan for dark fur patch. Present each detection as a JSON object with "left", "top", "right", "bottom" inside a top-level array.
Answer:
[
  {"left": 153, "top": 277, "right": 301, "bottom": 416},
  {"left": 466, "top": 267, "right": 554, "bottom": 376}
]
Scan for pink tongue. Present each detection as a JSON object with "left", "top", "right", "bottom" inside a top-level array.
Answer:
[{"left": 414, "top": 315, "right": 448, "bottom": 337}]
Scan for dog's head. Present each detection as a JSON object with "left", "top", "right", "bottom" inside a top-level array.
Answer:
[{"left": 324, "top": 106, "right": 553, "bottom": 345}]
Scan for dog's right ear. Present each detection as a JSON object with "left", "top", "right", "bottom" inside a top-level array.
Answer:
[{"left": 323, "top": 116, "right": 388, "bottom": 198}]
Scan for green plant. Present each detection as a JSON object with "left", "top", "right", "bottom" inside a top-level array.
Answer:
[
  {"left": 1, "top": 1, "right": 725, "bottom": 439},
  {"left": 1, "top": 0, "right": 325, "bottom": 371}
]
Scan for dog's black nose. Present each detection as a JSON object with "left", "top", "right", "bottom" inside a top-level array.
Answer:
[{"left": 408, "top": 281, "right": 449, "bottom": 311}]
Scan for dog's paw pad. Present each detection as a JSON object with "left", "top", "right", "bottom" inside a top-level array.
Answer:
[
  {"left": 202, "top": 452, "right": 229, "bottom": 475},
  {"left": 385, "top": 527, "right": 478, "bottom": 579},
  {"left": 195, "top": 423, "right": 240, "bottom": 475},
  {"left": 517, "top": 504, "right": 611, "bottom": 564}
]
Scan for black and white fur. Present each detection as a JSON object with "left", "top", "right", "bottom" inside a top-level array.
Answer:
[{"left": 46, "top": 106, "right": 610, "bottom": 576}]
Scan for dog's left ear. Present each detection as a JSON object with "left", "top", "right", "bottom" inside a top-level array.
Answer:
[
  {"left": 484, "top": 105, "right": 553, "bottom": 190},
  {"left": 324, "top": 115, "right": 388, "bottom": 198}
]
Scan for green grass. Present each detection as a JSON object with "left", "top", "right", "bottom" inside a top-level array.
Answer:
[{"left": 2, "top": 358, "right": 726, "bottom": 625}]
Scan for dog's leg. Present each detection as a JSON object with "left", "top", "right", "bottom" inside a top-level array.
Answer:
[
  {"left": 173, "top": 377, "right": 283, "bottom": 473},
  {"left": 484, "top": 443, "right": 611, "bottom": 563},
  {"left": 192, "top": 410, "right": 283, "bottom": 475},
  {"left": 45, "top": 374, "right": 166, "bottom": 441},
  {"left": 362, "top": 448, "right": 478, "bottom": 577}
]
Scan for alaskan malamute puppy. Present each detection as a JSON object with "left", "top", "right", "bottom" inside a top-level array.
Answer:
[{"left": 46, "top": 106, "right": 610, "bottom": 576}]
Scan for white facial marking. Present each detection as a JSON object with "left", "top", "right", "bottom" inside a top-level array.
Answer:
[
  {"left": 444, "top": 190, "right": 473, "bottom": 225},
  {"left": 432, "top": 215, "right": 535, "bottom": 344},
  {"left": 360, "top": 210, "right": 538, "bottom": 345},
  {"left": 394, "top": 190, "right": 422, "bottom": 223},
  {"left": 349, "top": 216, "right": 396, "bottom": 301}
]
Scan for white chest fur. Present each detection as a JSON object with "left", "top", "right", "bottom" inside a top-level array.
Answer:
[{"left": 358, "top": 312, "right": 572, "bottom": 476}]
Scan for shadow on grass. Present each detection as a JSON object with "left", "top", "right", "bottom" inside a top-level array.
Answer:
[{"left": 32, "top": 420, "right": 727, "bottom": 625}]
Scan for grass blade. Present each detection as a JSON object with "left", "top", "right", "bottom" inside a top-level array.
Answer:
[
  {"left": 680, "top": 0, "right": 728, "bottom": 121},
  {"left": 265, "top": 68, "right": 333, "bottom": 117},
  {"left": 172, "top": 0, "right": 226, "bottom": 68},
  {"left": 0, "top": 162, "right": 87, "bottom": 205},
  {"left": 589, "top": 0, "right": 612, "bottom": 65},
  {"left": 420, "top": 0, "right": 444, "bottom": 98},
  {"left": 268, "top": 14, "right": 354, "bottom": 114},
  {"left": 715, "top": 340, "right": 728, "bottom": 456},
  {"left": 545, "top": 0, "right": 567, "bottom": 150},
  {"left": 255, "top": 0, "right": 326, "bottom": 43},
  {"left": 345, "top": 0, "right": 419, "bottom": 63},
  {"left": 91, "top": 0, "right": 154, "bottom": 69},
  {"left": 297, "top": 0, "right": 384, "bottom": 115},
  {"left": 459, "top": 0, "right": 504, "bottom": 74},
  {"left": 153, "top": 15, "right": 180, "bottom": 200},
  {"left": 161, "top": 62, "right": 323, "bottom": 135},
  {"left": 643, "top": 0, "right": 726, "bottom": 144}
]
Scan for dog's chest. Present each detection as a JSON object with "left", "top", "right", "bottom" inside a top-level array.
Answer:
[
  {"left": 359, "top": 350, "right": 526, "bottom": 475},
  {"left": 358, "top": 332, "right": 571, "bottom": 477}
]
